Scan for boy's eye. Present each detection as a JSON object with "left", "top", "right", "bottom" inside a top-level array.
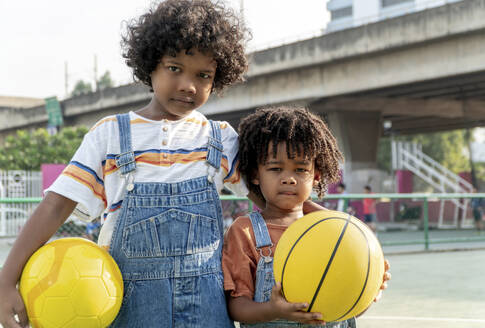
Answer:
[
  {"left": 199, "top": 73, "right": 211, "bottom": 79},
  {"left": 168, "top": 66, "right": 180, "bottom": 72},
  {"left": 268, "top": 167, "right": 281, "bottom": 171},
  {"left": 296, "top": 168, "right": 309, "bottom": 173}
]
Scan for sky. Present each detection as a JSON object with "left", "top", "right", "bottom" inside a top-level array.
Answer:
[{"left": 0, "top": 0, "right": 329, "bottom": 100}]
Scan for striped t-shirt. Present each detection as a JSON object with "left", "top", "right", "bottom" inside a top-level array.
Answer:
[{"left": 47, "top": 110, "right": 248, "bottom": 247}]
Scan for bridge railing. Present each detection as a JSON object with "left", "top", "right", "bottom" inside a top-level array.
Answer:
[
  {"left": 1, "top": 193, "right": 485, "bottom": 253},
  {"left": 249, "top": 0, "right": 464, "bottom": 53}
]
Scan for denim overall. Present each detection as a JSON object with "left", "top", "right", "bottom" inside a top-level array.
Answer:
[
  {"left": 241, "top": 212, "right": 356, "bottom": 328},
  {"left": 109, "top": 113, "right": 234, "bottom": 328}
]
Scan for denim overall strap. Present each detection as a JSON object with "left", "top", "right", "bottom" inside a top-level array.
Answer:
[
  {"left": 249, "top": 212, "right": 273, "bottom": 249},
  {"left": 115, "top": 113, "right": 136, "bottom": 175},
  {"left": 206, "top": 120, "right": 223, "bottom": 170},
  {"left": 248, "top": 212, "right": 274, "bottom": 304}
]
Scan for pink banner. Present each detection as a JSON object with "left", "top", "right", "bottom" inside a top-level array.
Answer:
[
  {"left": 41, "top": 164, "right": 67, "bottom": 192},
  {"left": 396, "top": 170, "right": 413, "bottom": 193}
]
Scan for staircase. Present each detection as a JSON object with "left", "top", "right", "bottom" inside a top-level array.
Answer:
[{"left": 392, "top": 141, "right": 474, "bottom": 228}]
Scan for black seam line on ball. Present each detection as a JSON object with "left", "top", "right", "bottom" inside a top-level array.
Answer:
[
  {"left": 280, "top": 217, "right": 336, "bottom": 300},
  {"left": 307, "top": 216, "right": 350, "bottom": 312},
  {"left": 336, "top": 216, "right": 371, "bottom": 321}
]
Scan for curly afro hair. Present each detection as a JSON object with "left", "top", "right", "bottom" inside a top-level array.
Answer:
[
  {"left": 238, "top": 106, "right": 344, "bottom": 199},
  {"left": 121, "top": 0, "right": 249, "bottom": 93}
]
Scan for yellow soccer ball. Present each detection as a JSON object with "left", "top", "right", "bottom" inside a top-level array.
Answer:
[
  {"left": 19, "top": 237, "right": 123, "bottom": 328},
  {"left": 273, "top": 210, "right": 384, "bottom": 322}
]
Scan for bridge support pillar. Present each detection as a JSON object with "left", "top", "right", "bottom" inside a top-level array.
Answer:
[{"left": 325, "top": 111, "right": 382, "bottom": 193}]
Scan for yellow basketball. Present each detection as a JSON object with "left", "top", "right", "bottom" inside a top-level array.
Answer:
[
  {"left": 19, "top": 237, "right": 123, "bottom": 328},
  {"left": 273, "top": 210, "right": 384, "bottom": 322}
]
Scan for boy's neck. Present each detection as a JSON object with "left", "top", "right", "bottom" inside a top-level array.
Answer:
[
  {"left": 136, "top": 97, "right": 196, "bottom": 121},
  {"left": 260, "top": 207, "right": 304, "bottom": 226}
]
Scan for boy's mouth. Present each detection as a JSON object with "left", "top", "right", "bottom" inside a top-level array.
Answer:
[{"left": 172, "top": 96, "right": 194, "bottom": 104}]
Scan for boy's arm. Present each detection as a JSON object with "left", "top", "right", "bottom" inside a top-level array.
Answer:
[
  {"left": 227, "top": 283, "right": 323, "bottom": 325},
  {"left": 0, "top": 192, "right": 77, "bottom": 328},
  {"left": 228, "top": 295, "right": 278, "bottom": 323}
]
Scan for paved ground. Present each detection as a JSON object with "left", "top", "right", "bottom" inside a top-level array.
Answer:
[
  {"left": 357, "top": 249, "right": 485, "bottom": 328},
  {"left": 2, "top": 233, "right": 485, "bottom": 328}
]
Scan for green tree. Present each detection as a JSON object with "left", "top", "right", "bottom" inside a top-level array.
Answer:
[
  {"left": 464, "top": 128, "right": 477, "bottom": 187},
  {"left": 377, "top": 129, "right": 470, "bottom": 174},
  {"left": 97, "top": 71, "right": 114, "bottom": 90},
  {"left": 0, "top": 126, "right": 88, "bottom": 170},
  {"left": 71, "top": 80, "right": 92, "bottom": 97},
  {"left": 412, "top": 130, "right": 469, "bottom": 173},
  {"left": 377, "top": 137, "right": 392, "bottom": 173}
]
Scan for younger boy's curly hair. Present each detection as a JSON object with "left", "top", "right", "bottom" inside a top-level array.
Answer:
[
  {"left": 121, "top": 0, "right": 249, "bottom": 93},
  {"left": 238, "top": 106, "right": 344, "bottom": 199}
]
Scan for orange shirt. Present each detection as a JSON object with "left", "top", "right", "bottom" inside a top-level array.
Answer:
[
  {"left": 363, "top": 197, "right": 376, "bottom": 215},
  {"left": 222, "top": 215, "right": 288, "bottom": 299}
]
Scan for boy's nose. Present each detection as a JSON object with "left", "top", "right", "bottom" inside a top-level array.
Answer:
[
  {"left": 281, "top": 176, "right": 297, "bottom": 185},
  {"left": 179, "top": 77, "right": 196, "bottom": 94}
]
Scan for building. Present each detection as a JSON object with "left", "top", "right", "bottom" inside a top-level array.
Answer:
[
  {"left": 0, "top": 96, "right": 44, "bottom": 109},
  {"left": 327, "top": 0, "right": 463, "bottom": 31}
]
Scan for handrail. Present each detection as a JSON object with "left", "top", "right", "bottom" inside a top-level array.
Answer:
[
  {"left": 2, "top": 193, "right": 485, "bottom": 251},
  {"left": 400, "top": 148, "right": 471, "bottom": 190},
  {"left": 1, "top": 193, "right": 485, "bottom": 202},
  {"left": 0, "top": 198, "right": 42, "bottom": 203},
  {"left": 402, "top": 147, "right": 473, "bottom": 191},
  {"left": 402, "top": 156, "right": 467, "bottom": 195}
]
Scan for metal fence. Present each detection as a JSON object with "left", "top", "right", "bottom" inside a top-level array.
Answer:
[
  {"left": 318, "top": 193, "right": 485, "bottom": 251},
  {"left": 1, "top": 193, "right": 485, "bottom": 252},
  {"left": 0, "top": 171, "right": 42, "bottom": 237}
]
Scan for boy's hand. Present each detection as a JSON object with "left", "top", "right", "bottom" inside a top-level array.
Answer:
[
  {"left": 374, "top": 259, "right": 391, "bottom": 302},
  {"left": 0, "top": 282, "right": 29, "bottom": 328},
  {"left": 268, "top": 282, "right": 325, "bottom": 325}
]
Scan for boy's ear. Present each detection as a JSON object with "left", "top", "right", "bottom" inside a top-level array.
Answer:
[
  {"left": 251, "top": 171, "right": 260, "bottom": 186},
  {"left": 313, "top": 172, "right": 321, "bottom": 187}
]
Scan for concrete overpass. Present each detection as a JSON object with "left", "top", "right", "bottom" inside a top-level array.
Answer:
[{"left": 2, "top": 0, "right": 485, "bottom": 190}]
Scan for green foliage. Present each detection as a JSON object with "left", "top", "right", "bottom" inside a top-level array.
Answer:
[
  {"left": 475, "top": 163, "right": 485, "bottom": 188},
  {"left": 70, "top": 71, "right": 114, "bottom": 96},
  {"left": 0, "top": 126, "right": 88, "bottom": 170},
  {"left": 377, "top": 129, "right": 470, "bottom": 174},
  {"left": 412, "top": 130, "right": 469, "bottom": 173},
  {"left": 97, "top": 71, "right": 114, "bottom": 90},
  {"left": 377, "top": 137, "right": 392, "bottom": 172},
  {"left": 71, "top": 80, "right": 93, "bottom": 96}
]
